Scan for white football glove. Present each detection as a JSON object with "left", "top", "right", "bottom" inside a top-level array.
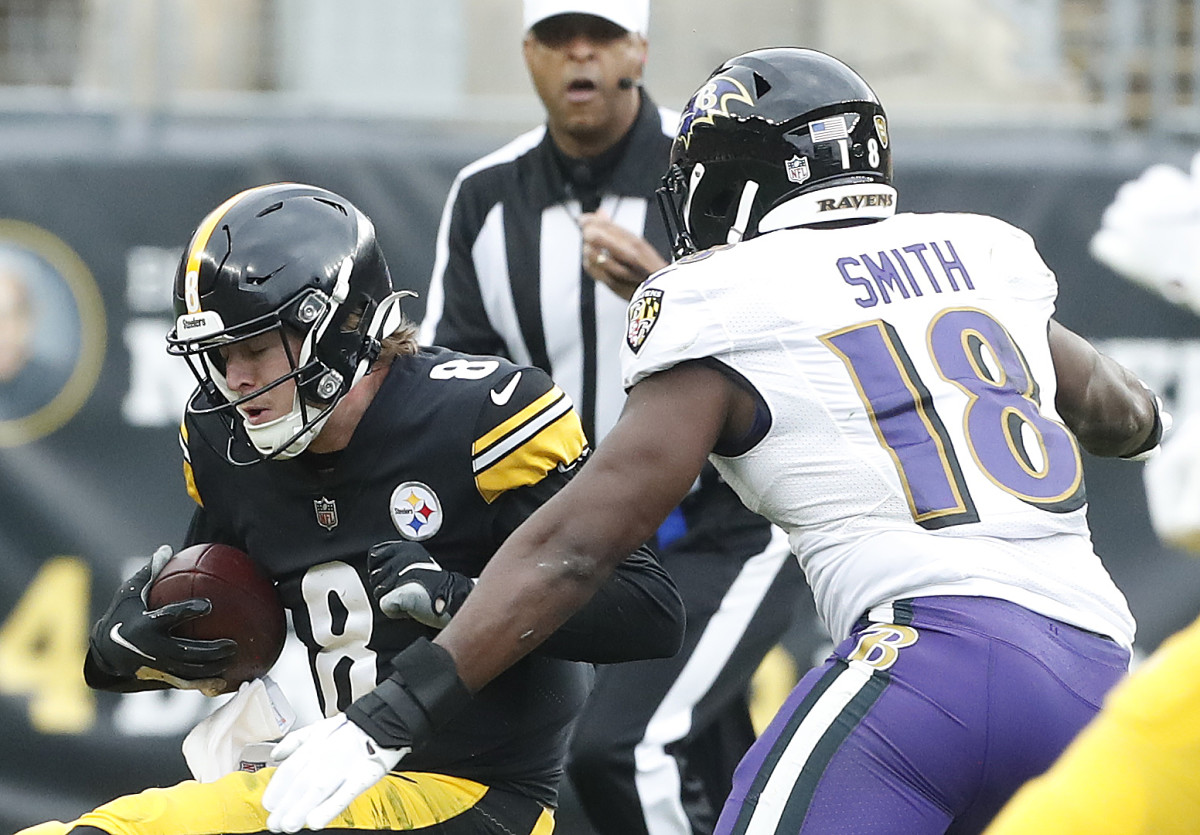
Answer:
[
  {"left": 262, "top": 714, "right": 408, "bottom": 833},
  {"left": 1144, "top": 415, "right": 1200, "bottom": 552},
  {"left": 1089, "top": 151, "right": 1200, "bottom": 315}
]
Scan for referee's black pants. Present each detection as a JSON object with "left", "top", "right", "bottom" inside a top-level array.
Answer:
[{"left": 567, "top": 523, "right": 805, "bottom": 835}]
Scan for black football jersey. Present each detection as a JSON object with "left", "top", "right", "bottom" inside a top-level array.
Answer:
[{"left": 180, "top": 347, "right": 597, "bottom": 804}]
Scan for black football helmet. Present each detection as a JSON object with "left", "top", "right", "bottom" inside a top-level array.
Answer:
[
  {"left": 658, "top": 47, "right": 896, "bottom": 257},
  {"left": 165, "top": 183, "right": 409, "bottom": 465}
]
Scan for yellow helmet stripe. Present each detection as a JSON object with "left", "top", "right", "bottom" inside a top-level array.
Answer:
[{"left": 182, "top": 183, "right": 286, "bottom": 314}]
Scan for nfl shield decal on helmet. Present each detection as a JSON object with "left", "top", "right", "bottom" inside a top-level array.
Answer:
[
  {"left": 785, "top": 155, "right": 811, "bottom": 185},
  {"left": 626, "top": 288, "right": 664, "bottom": 354},
  {"left": 314, "top": 497, "right": 338, "bottom": 530},
  {"left": 874, "top": 114, "right": 889, "bottom": 148},
  {"left": 389, "top": 481, "right": 443, "bottom": 541}
]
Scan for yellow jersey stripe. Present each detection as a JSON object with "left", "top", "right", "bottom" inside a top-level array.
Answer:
[
  {"left": 179, "top": 421, "right": 203, "bottom": 507},
  {"left": 473, "top": 386, "right": 566, "bottom": 456},
  {"left": 472, "top": 388, "right": 573, "bottom": 473},
  {"left": 475, "top": 407, "right": 586, "bottom": 503}
]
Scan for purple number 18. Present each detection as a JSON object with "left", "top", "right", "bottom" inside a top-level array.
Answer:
[{"left": 821, "top": 308, "right": 1084, "bottom": 530}]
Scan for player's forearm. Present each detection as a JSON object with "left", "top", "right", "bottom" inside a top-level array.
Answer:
[
  {"left": 1050, "top": 321, "right": 1161, "bottom": 457},
  {"left": 435, "top": 509, "right": 635, "bottom": 691},
  {"left": 437, "top": 448, "right": 692, "bottom": 688},
  {"left": 435, "top": 364, "right": 727, "bottom": 690},
  {"left": 1062, "top": 357, "right": 1159, "bottom": 458}
]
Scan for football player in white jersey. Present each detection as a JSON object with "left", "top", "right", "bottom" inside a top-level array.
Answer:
[{"left": 267, "top": 49, "right": 1169, "bottom": 834}]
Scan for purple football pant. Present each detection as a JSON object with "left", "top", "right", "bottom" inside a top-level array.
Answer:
[{"left": 716, "top": 596, "right": 1129, "bottom": 835}]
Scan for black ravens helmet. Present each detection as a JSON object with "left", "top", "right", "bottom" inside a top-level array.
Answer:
[
  {"left": 166, "top": 183, "right": 410, "bottom": 464},
  {"left": 658, "top": 47, "right": 896, "bottom": 257}
]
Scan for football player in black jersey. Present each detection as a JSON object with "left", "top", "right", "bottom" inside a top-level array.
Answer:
[{"left": 24, "top": 183, "right": 683, "bottom": 835}]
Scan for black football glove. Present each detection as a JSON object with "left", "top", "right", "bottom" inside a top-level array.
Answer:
[
  {"left": 367, "top": 540, "right": 474, "bottom": 629},
  {"left": 86, "top": 545, "right": 237, "bottom": 694}
]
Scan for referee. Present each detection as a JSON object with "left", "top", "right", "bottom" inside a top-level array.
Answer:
[{"left": 420, "top": 2, "right": 805, "bottom": 833}]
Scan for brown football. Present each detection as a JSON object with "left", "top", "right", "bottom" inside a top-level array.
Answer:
[{"left": 147, "top": 542, "right": 286, "bottom": 693}]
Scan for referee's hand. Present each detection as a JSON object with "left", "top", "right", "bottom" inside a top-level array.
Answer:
[{"left": 580, "top": 210, "right": 668, "bottom": 300}]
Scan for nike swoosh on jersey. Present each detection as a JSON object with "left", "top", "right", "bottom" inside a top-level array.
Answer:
[
  {"left": 110, "top": 623, "right": 157, "bottom": 661},
  {"left": 490, "top": 371, "right": 522, "bottom": 406}
]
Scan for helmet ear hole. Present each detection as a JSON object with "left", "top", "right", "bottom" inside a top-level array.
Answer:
[
  {"left": 751, "top": 71, "right": 771, "bottom": 98},
  {"left": 703, "top": 186, "right": 737, "bottom": 220}
]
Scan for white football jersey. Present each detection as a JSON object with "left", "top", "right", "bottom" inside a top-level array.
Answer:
[{"left": 622, "top": 211, "right": 1135, "bottom": 646}]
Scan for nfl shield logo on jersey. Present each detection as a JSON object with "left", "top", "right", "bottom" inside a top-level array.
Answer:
[
  {"left": 314, "top": 497, "right": 338, "bottom": 530},
  {"left": 390, "top": 481, "right": 444, "bottom": 541},
  {"left": 626, "top": 287, "right": 664, "bottom": 354}
]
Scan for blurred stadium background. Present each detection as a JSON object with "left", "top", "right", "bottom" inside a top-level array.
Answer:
[{"left": 0, "top": 0, "right": 1198, "bottom": 831}]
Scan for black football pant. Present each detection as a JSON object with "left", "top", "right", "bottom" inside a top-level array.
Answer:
[{"left": 566, "top": 526, "right": 806, "bottom": 835}]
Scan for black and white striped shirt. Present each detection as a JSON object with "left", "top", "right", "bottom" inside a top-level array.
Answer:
[
  {"left": 422, "top": 94, "right": 774, "bottom": 553},
  {"left": 420, "top": 94, "right": 677, "bottom": 445}
]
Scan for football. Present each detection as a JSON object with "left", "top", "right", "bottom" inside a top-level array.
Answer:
[{"left": 147, "top": 542, "right": 287, "bottom": 693}]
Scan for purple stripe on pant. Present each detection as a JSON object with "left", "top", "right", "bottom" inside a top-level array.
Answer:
[{"left": 716, "top": 596, "right": 1130, "bottom": 835}]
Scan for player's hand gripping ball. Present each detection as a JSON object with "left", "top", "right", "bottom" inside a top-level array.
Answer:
[{"left": 147, "top": 543, "right": 286, "bottom": 693}]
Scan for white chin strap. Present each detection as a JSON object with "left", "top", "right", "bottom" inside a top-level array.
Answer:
[
  {"left": 244, "top": 289, "right": 416, "bottom": 459},
  {"left": 726, "top": 180, "right": 761, "bottom": 245},
  {"left": 758, "top": 183, "right": 898, "bottom": 232},
  {"left": 242, "top": 391, "right": 331, "bottom": 459}
]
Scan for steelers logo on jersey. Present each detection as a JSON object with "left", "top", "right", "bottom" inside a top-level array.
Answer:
[
  {"left": 626, "top": 287, "right": 664, "bottom": 354},
  {"left": 389, "top": 481, "right": 443, "bottom": 541}
]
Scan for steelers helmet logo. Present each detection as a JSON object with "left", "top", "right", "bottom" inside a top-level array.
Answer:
[{"left": 389, "top": 481, "right": 443, "bottom": 541}]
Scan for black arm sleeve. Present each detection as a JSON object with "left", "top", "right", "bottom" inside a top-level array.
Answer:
[
  {"left": 184, "top": 504, "right": 244, "bottom": 551},
  {"left": 492, "top": 463, "right": 685, "bottom": 664},
  {"left": 540, "top": 543, "right": 684, "bottom": 663}
]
